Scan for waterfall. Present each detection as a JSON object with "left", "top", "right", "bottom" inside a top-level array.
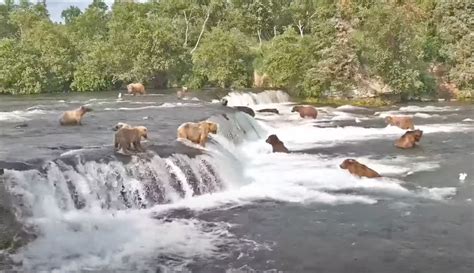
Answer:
[
  {"left": 222, "top": 90, "right": 291, "bottom": 106},
  {"left": 1, "top": 112, "right": 265, "bottom": 220}
]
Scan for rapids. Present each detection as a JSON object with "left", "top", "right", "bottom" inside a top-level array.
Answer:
[{"left": 0, "top": 90, "right": 473, "bottom": 272}]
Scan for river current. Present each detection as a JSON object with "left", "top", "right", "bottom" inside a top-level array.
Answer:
[{"left": 0, "top": 90, "right": 473, "bottom": 272}]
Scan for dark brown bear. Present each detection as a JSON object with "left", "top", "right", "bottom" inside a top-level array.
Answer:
[
  {"left": 292, "top": 106, "right": 317, "bottom": 119},
  {"left": 234, "top": 106, "right": 255, "bottom": 117},
  {"left": 340, "top": 159, "right": 381, "bottom": 178},
  {"left": 266, "top": 134, "right": 289, "bottom": 153},
  {"left": 395, "top": 129, "right": 423, "bottom": 149},
  {"left": 257, "top": 108, "right": 279, "bottom": 114}
]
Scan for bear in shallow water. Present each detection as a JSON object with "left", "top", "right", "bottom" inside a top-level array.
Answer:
[
  {"left": 177, "top": 121, "right": 218, "bottom": 147},
  {"left": 385, "top": 116, "right": 415, "bottom": 130},
  {"left": 340, "top": 159, "right": 381, "bottom": 178},
  {"left": 395, "top": 129, "right": 423, "bottom": 149},
  {"left": 114, "top": 126, "right": 148, "bottom": 154},
  {"left": 234, "top": 106, "right": 255, "bottom": 117},
  {"left": 292, "top": 105, "right": 317, "bottom": 119},
  {"left": 266, "top": 134, "right": 289, "bottom": 153},
  {"left": 59, "top": 106, "right": 92, "bottom": 126},
  {"left": 127, "top": 83, "right": 146, "bottom": 96}
]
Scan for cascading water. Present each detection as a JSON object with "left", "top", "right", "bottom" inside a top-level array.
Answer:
[
  {"left": 222, "top": 90, "right": 290, "bottom": 106},
  {"left": 0, "top": 109, "right": 266, "bottom": 272},
  {"left": 1, "top": 90, "right": 471, "bottom": 272}
]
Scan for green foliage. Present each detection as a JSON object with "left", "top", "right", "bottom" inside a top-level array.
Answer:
[
  {"left": 0, "top": 0, "right": 470, "bottom": 99},
  {"left": 192, "top": 27, "right": 254, "bottom": 88},
  {"left": 262, "top": 28, "right": 306, "bottom": 91}
]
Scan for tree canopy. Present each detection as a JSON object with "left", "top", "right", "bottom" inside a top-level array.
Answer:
[{"left": 0, "top": 0, "right": 472, "bottom": 100}]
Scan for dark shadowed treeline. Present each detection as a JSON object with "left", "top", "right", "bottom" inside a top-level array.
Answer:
[{"left": 0, "top": 0, "right": 472, "bottom": 100}]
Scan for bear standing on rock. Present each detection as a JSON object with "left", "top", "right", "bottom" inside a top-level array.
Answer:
[
  {"left": 385, "top": 116, "right": 415, "bottom": 130},
  {"left": 59, "top": 106, "right": 92, "bottom": 126},
  {"left": 114, "top": 126, "right": 148, "bottom": 154},
  {"left": 266, "top": 134, "right": 289, "bottom": 153},
  {"left": 177, "top": 121, "right": 218, "bottom": 147},
  {"left": 292, "top": 105, "right": 318, "bottom": 119},
  {"left": 395, "top": 129, "right": 423, "bottom": 149},
  {"left": 127, "top": 83, "right": 146, "bottom": 96},
  {"left": 340, "top": 159, "right": 381, "bottom": 178}
]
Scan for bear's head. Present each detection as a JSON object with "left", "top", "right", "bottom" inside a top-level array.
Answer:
[
  {"left": 79, "top": 106, "right": 93, "bottom": 113},
  {"left": 384, "top": 116, "right": 393, "bottom": 124},
  {"left": 136, "top": 126, "right": 148, "bottom": 139},
  {"left": 266, "top": 134, "right": 282, "bottom": 145},
  {"left": 291, "top": 106, "right": 302, "bottom": 113},
  {"left": 413, "top": 129, "right": 423, "bottom": 141},
  {"left": 340, "top": 159, "right": 357, "bottom": 169},
  {"left": 199, "top": 121, "right": 218, "bottom": 134}
]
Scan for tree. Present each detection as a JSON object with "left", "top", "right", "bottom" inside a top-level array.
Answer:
[
  {"left": 61, "top": 6, "right": 82, "bottom": 24},
  {"left": 192, "top": 27, "right": 254, "bottom": 88},
  {"left": 261, "top": 28, "right": 306, "bottom": 91}
]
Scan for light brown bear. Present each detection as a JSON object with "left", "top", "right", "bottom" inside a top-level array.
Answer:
[
  {"left": 266, "top": 134, "right": 289, "bottom": 153},
  {"left": 340, "top": 159, "right": 381, "bottom": 178},
  {"left": 59, "top": 106, "right": 92, "bottom": 126},
  {"left": 395, "top": 129, "right": 423, "bottom": 149},
  {"left": 385, "top": 116, "right": 415, "bottom": 130},
  {"left": 114, "top": 126, "right": 148, "bottom": 154},
  {"left": 127, "top": 83, "right": 146, "bottom": 96},
  {"left": 177, "top": 121, "right": 218, "bottom": 147},
  {"left": 292, "top": 106, "right": 318, "bottom": 119}
]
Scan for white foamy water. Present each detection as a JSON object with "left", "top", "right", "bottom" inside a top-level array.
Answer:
[
  {"left": 104, "top": 102, "right": 199, "bottom": 111},
  {"left": 398, "top": 105, "right": 459, "bottom": 112},
  {"left": 223, "top": 90, "right": 290, "bottom": 106},
  {"left": 0, "top": 109, "right": 55, "bottom": 122},
  {"left": 4, "top": 94, "right": 468, "bottom": 271},
  {"left": 336, "top": 105, "right": 369, "bottom": 111},
  {"left": 14, "top": 211, "right": 233, "bottom": 272}
]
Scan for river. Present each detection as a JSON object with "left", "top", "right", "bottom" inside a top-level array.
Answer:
[{"left": 0, "top": 90, "right": 473, "bottom": 272}]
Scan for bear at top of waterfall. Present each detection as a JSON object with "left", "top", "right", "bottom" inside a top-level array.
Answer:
[
  {"left": 395, "top": 129, "right": 423, "bottom": 149},
  {"left": 220, "top": 98, "right": 256, "bottom": 117},
  {"left": 292, "top": 105, "right": 318, "bottom": 119},
  {"left": 385, "top": 116, "right": 415, "bottom": 130},
  {"left": 114, "top": 126, "right": 148, "bottom": 154},
  {"left": 59, "top": 105, "right": 93, "bottom": 126},
  {"left": 177, "top": 121, "right": 218, "bottom": 147},
  {"left": 266, "top": 134, "right": 289, "bottom": 153},
  {"left": 127, "top": 83, "right": 146, "bottom": 96},
  {"left": 340, "top": 159, "right": 381, "bottom": 178}
]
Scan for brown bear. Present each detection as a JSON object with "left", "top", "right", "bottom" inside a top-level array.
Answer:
[
  {"left": 266, "top": 134, "right": 289, "bottom": 153},
  {"left": 292, "top": 106, "right": 318, "bottom": 119},
  {"left": 114, "top": 126, "right": 148, "bottom": 154},
  {"left": 127, "top": 83, "right": 146, "bottom": 96},
  {"left": 177, "top": 121, "right": 218, "bottom": 147},
  {"left": 385, "top": 116, "right": 415, "bottom": 130},
  {"left": 234, "top": 106, "right": 255, "bottom": 117},
  {"left": 340, "top": 159, "right": 381, "bottom": 178},
  {"left": 395, "top": 129, "right": 423, "bottom": 149},
  {"left": 257, "top": 108, "right": 279, "bottom": 114},
  {"left": 59, "top": 106, "right": 92, "bottom": 126}
]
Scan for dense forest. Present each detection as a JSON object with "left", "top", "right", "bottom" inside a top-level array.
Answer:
[{"left": 0, "top": 0, "right": 472, "bottom": 100}]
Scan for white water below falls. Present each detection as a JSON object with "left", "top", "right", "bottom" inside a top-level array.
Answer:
[{"left": 2, "top": 91, "right": 473, "bottom": 272}]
